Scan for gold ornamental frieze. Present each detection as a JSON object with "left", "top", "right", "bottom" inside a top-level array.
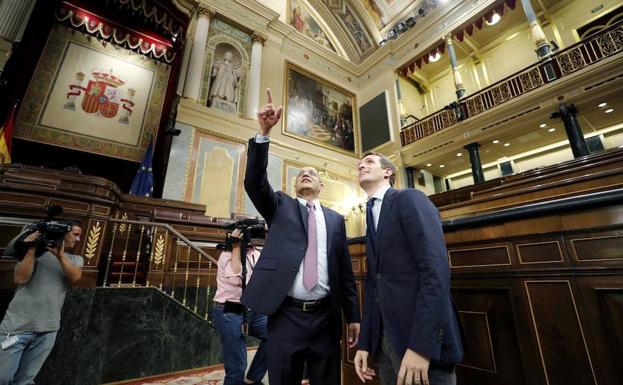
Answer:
[
  {"left": 84, "top": 221, "right": 102, "bottom": 264},
  {"left": 153, "top": 235, "right": 165, "bottom": 267}
]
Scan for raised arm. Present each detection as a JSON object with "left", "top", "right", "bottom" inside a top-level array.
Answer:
[{"left": 243, "top": 88, "right": 283, "bottom": 223}]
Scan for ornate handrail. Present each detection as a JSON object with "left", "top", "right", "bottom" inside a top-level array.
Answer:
[
  {"left": 400, "top": 20, "right": 623, "bottom": 146},
  {"left": 107, "top": 218, "right": 217, "bottom": 264},
  {"left": 97, "top": 218, "right": 220, "bottom": 320}
]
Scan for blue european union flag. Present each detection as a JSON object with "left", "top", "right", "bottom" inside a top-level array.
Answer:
[{"left": 129, "top": 136, "right": 154, "bottom": 197}]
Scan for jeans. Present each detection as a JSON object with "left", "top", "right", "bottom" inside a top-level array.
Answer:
[
  {"left": 375, "top": 332, "right": 456, "bottom": 385},
  {"left": 211, "top": 305, "right": 268, "bottom": 385},
  {"left": 0, "top": 331, "right": 57, "bottom": 385}
]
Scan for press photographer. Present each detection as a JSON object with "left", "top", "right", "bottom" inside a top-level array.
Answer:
[
  {"left": 0, "top": 211, "right": 83, "bottom": 385},
  {"left": 211, "top": 220, "right": 267, "bottom": 385},
  {"left": 11, "top": 205, "right": 73, "bottom": 260}
]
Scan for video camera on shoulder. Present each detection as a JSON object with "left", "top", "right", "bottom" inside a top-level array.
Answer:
[
  {"left": 6, "top": 205, "right": 71, "bottom": 260},
  {"left": 219, "top": 218, "right": 266, "bottom": 251}
]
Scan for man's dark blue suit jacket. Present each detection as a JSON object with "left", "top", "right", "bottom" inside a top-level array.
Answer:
[
  {"left": 359, "top": 187, "right": 463, "bottom": 365},
  {"left": 240, "top": 139, "right": 360, "bottom": 339}
]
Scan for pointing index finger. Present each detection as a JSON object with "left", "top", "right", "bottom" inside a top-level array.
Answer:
[{"left": 266, "top": 88, "right": 273, "bottom": 104}]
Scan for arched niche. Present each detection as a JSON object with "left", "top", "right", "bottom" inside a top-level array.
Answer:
[{"left": 201, "top": 35, "right": 250, "bottom": 116}]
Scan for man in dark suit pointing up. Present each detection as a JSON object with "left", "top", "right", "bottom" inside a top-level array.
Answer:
[
  {"left": 353, "top": 152, "right": 463, "bottom": 385},
  {"left": 241, "top": 89, "right": 360, "bottom": 385}
]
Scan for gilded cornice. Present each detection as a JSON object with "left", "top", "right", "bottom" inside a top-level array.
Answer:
[
  {"left": 203, "top": 0, "right": 278, "bottom": 35},
  {"left": 281, "top": 39, "right": 357, "bottom": 88},
  {"left": 199, "top": 0, "right": 497, "bottom": 91},
  {"left": 251, "top": 32, "right": 267, "bottom": 45},
  {"left": 197, "top": 6, "right": 215, "bottom": 18},
  {"left": 172, "top": 0, "right": 199, "bottom": 17}
]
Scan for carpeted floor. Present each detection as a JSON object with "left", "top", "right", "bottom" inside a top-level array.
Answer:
[{"left": 104, "top": 349, "right": 309, "bottom": 385}]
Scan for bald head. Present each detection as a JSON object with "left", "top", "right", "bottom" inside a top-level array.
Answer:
[{"left": 295, "top": 167, "right": 323, "bottom": 200}]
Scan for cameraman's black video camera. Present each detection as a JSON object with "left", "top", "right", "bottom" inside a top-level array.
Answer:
[
  {"left": 220, "top": 218, "right": 266, "bottom": 251},
  {"left": 10, "top": 206, "right": 71, "bottom": 260}
]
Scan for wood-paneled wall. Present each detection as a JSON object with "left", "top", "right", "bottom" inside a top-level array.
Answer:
[
  {"left": 345, "top": 201, "right": 623, "bottom": 385},
  {"left": 3, "top": 158, "right": 622, "bottom": 385},
  {"left": 0, "top": 164, "right": 229, "bottom": 289}
]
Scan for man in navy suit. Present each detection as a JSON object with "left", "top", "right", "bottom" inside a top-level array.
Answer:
[
  {"left": 353, "top": 153, "right": 463, "bottom": 385},
  {"left": 241, "top": 89, "right": 360, "bottom": 385}
]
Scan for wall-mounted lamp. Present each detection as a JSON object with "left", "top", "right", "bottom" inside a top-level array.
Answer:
[{"left": 351, "top": 203, "right": 366, "bottom": 215}]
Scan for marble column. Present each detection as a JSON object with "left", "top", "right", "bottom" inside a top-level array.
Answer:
[
  {"left": 183, "top": 7, "right": 213, "bottom": 101},
  {"left": 520, "top": 0, "right": 551, "bottom": 59},
  {"left": 550, "top": 104, "right": 590, "bottom": 158},
  {"left": 464, "top": 142, "right": 485, "bottom": 184},
  {"left": 0, "top": 0, "right": 36, "bottom": 42},
  {"left": 445, "top": 34, "right": 465, "bottom": 100},
  {"left": 245, "top": 33, "right": 266, "bottom": 119},
  {"left": 176, "top": 37, "right": 194, "bottom": 96}
]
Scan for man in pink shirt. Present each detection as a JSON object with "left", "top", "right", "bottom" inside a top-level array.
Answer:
[{"left": 212, "top": 229, "right": 267, "bottom": 385}]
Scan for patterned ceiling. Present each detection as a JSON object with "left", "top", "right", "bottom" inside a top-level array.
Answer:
[
  {"left": 357, "top": 0, "right": 427, "bottom": 31},
  {"left": 285, "top": 1, "right": 442, "bottom": 63}
]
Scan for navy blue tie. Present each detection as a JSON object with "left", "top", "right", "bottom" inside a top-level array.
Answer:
[{"left": 366, "top": 198, "right": 377, "bottom": 245}]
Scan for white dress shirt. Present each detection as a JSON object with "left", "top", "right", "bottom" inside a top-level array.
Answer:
[
  {"left": 253, "top": 134, "right": 329, "bottom": 299},
  {"left": 255, "top": 133, "right": 270, "bottom": 143},
  {"left": 289, "top": 198, "right": 330, "bottom": 300},
  {"left": 368, "top": 184, "right": 391, "bottom": 231}
]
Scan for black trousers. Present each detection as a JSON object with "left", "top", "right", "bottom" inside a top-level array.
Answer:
[{"left": 266, "top": 302, "right": 340, "bottom": 385}]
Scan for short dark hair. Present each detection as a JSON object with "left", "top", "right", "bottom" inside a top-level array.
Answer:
[
  {"left": 63, "top": 220, "right": 82, "bottom": 229},
  {"left": 362, "top": 152, "right": 397, "bottom": 187}
]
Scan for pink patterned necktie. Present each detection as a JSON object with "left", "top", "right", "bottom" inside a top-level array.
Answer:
[{"left": 303, "top": 201, "right": 318, "bottom": 290}]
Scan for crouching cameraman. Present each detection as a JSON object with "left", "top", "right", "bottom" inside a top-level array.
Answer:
[
  {"left": 0, "top": 222, "right": 83, "bottom": 385},
  {"left": 212, "top": 228, "right": 267, "bottom": 385}
]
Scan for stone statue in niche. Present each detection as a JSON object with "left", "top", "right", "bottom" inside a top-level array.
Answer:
[{"left": 208, "top": 46, "right": 242, "bottom": 113}]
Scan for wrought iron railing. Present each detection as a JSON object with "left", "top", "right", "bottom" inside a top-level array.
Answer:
[
  {"left": 400, "top": 20, "right": 623, "bottom": 146},
  {"left": 98, "top": 218, "right": 218, "bottom": 321}
]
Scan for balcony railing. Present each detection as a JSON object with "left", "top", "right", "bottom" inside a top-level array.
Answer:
[{"left": 400, "top": 20, "right": 623, "bottom": 146}]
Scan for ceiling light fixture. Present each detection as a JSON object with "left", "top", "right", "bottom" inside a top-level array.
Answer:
[
  {"left": 456, "top": 152, "right": 462, "bottom": 157},
  {"left": 598, "top": 102, "right": 607, "bottom": 108},
  {"left": 426, "top": 163, "right": 432, "bottom": 167},
  {"left": 439, "top": 164, "right": 445, "bottom": 168},
  {"left": 548, "top": 128, "right": 556, "bottom": 132},
  {"left": 539, "top": 123, "right": 547, "bottom": 128},
  {"left": 429, "top": 50, "right": 441, "bottom": 62},
  {"left": 504, "top": 143, "right": 510, "bottom": 147},
  {"left": 493, "top": 139, "right": 500, "bottom": 144},
  {"left": 486, "top": 11, "right": 501, "bottom": 26},
  {"left": 506, "top": 32, "right": 519, "bottom": 41},
  {"left": 605, "top": 108, "right": 614, "bottom": 113}
]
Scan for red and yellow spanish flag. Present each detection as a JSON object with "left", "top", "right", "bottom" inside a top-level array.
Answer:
[{"left": 0, "top": 103, "right": 17, "bottom": 164}]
